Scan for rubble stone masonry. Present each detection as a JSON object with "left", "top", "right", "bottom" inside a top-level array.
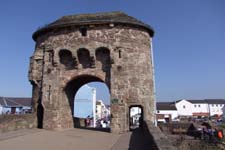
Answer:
[{"left": 29, "top": 12, "right": 155, "bottom": 133}]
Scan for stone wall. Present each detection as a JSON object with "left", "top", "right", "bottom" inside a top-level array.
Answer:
[
  {"left": 144, "top": 120, "right": 178, "bottom": 150},
  {"left": 29, "top": 20, "right": 155, "bottom": 133},
  {"left": 0, "top": 114, "right": 36, "bottom": 133},
  {"left": 178, "top": 140, "right": 220, "bottom": 150}
]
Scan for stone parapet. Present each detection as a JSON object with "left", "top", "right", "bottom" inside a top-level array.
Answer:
[
  {"left": 144, "top": 120, "right": 178, "bottom": 150},
  {"left": 0, "top": 114, "right": 36, "bottom": 133}
]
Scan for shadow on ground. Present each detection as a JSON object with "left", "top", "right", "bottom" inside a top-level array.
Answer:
[
  {"left": 75, "top": 127, "right": 110, "bottom": 133},
  {"left": 129, "top": 128, "right": 158, "bottom": 150}
]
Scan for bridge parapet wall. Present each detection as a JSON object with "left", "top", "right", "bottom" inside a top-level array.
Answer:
[
  {"left": 0, "top": 114, "right": 36, "bottom": 133},
  {"left": 143, "top": 120, "right": 177, "bottom": 150}
]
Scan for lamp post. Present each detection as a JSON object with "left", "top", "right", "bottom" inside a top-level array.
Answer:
[{"left": 92, "top": 88, "right": 96, "bottom": 127}]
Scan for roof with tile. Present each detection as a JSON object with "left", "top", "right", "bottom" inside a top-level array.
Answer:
[
  {"left": 33, "top": 11, "right": 154, "bottom": 40},
  {"left": 157, "top": 102, "right": 177, "bottom": 110},
  {"left": 0, "top": 97, "right": 32, "bottom": 107}
]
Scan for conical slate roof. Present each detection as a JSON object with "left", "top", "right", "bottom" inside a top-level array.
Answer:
[{"left": 33, "top": 11, "right": 154, "bottom": 40}]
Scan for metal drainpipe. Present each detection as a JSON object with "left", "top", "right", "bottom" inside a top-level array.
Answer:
[{"left": 150, "top": 37, "right": 157, "bottom": 126}]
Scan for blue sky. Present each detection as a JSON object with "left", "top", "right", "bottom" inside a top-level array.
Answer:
[
  {"left": 0, "top": 0, "right": 224, "bottom": 102},
  {"left": 74, "top": 84, "right": 93, "bottom": 118},
  {"left": 74, "top": 83, "right": 110, "bottom": 118}
]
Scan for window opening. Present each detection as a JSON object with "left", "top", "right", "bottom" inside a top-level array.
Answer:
[
  {"left": 118, "top": 50, "right": 121, "bottom": 58},
  {"left": 80, "top": 27, "right": 87, "bottom": 36}
]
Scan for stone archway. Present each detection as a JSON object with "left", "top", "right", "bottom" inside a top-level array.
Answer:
[
  {"left": 129, "top": 105, "right": 143, "bottom": 130},
  {"left": 64, "top": 75, "right": 107, "bottom": 127},
  {"left": 29, "top": 12, "right": 155, "bottom": 133}
]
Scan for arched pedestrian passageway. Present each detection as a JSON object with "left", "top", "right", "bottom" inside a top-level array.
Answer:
[{"left": 129, "top": 105, "right": 143, "bottom": 130}]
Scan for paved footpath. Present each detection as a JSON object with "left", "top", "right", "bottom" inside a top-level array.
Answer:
[{"left": 0, "top": 128, "right": 154, "bottom": 150}]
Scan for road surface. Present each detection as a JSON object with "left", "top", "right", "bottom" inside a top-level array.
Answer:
[{"left": 0, "top": 128, "right": 154, "bottom": 150}]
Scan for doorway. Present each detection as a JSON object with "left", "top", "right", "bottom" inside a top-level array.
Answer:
[{"left": 129, "top": 106, "right": 143, "bottom": 130}]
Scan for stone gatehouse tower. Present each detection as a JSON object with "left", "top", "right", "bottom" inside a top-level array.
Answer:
[{"left": 29, "top": 11, "right": 155, "bottom": 133}]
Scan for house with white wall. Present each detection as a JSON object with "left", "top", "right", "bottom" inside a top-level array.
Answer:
[
  {"left": 222, "top": 107, "right": 225, "bottom": 119},
  {"left": 96, "top": 100, "right": 110, "bottom": 120},
  {"left": 130, "top": 107, "right": 142, "bottom": 117},
  {"left": 174, "top": 99, "right": 225, "bottom": 118},
  {"left": 0, "top": 97, "right": 32, "bottom": 114},
  {"left": 175, "top": 99, "right": 193, "bottom": 117},
  {"left": 0, "top": 101, "right": 3, "bottom": 114},
  {"left": 205, "top": 99, "right": 225, "bottom": 116},
  {"left": 189, "top": 100, "right": 209, "bottom": 117},
  {"left": 156, "top": 102, "right": 178, "bottom": 123}
]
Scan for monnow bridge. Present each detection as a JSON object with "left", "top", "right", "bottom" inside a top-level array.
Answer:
[
  {"left": 0, "top": 12, "right": 176, "bottom": 150},
  {"left": 29, "top": 11, "right": 155, "bottom": 133}
]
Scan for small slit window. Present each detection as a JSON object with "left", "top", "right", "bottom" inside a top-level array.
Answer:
[{"left": 118, "top": 50, "right": 121, "bottom": 58}]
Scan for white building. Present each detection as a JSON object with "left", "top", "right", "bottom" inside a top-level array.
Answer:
[
  {"left": 130, "top": 107, "right": 142, "bottom": 125},
  {"left": 0, "top": 103, "right": 3, "bottom": 114},
  {"left": 189, "top": 100, "right": 209, "bottom": 117},
  {"left": 175, "top": 99, "right": 193, "bottom": 116},
  {"left": 205, "top": 99, "right": 225, "bottom": 116},
  {"left": 222, "top": 107, "right": 225, "bottom": 119},
  {"left": 130, "top": 107, "right": 142, "bottom": 117},
  {"left": 156, "top": 102, "right": 178, "bottom": 123},
  {"left": 174, "top": 99, "right": 225, "bottom": 118},
  {"left": 96, "top": 100, "right": 110, "bottom": 120},
  {"left": 0, "top": 97, "right": 32, "bottom": 114}
]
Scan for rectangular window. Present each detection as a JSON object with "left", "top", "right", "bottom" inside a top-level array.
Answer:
[
  {"left": 198, "top": 105, "right": 200, "bottom": 107},
  {"left": 194, "top": 105, "right": 196, "bottom": 107},
  {"left": 183, "top": 105, "right": 185, "bottom": 109}
]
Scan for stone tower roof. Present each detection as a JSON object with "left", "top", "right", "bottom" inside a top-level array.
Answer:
[{"left": 33, "top": 11, "right": 154, "bottom": 41}]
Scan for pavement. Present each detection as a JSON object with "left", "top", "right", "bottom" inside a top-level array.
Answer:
[
  {"left": 0, "top": 128, "right": 154, "bottom": 150},
  {"left": 112, "top": 128, "right": 155, "bottom": 150}
]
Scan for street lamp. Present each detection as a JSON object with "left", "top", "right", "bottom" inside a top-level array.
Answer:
[{"left": 92, "top": 88, "right": 96, "bottom": 127}]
